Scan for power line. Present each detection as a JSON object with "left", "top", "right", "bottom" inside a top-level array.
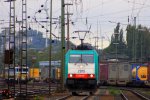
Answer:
[
  {"left": 136, "top": 0, "right": 148, "bottom": 17},
  {"left": 122, "top": 0, "right": 150, "bottom": 7}
]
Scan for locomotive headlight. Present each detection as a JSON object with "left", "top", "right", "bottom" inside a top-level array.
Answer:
[
  {"left": 70, "top": 74, "right": 73, "bottom": 77},
  {"left": 80, "top": 65, "right": 83, "bottom": 68},
  {"left": 90, "top": 74, "right": 94, "bottom": 78}
]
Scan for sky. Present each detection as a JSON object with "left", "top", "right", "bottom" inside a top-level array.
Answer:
[{"left": 0, "top": 0, "right": 150, "bottom": 49}]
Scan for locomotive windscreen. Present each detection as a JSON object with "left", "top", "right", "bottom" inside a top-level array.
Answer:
[{"left": 69, "top": 54, "right": 94, "bottom": 63}]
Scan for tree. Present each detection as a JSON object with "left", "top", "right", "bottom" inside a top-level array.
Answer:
[
  {"left": 126, "top": 24, "right": 150, "bottom": 61},
  {"left": 104, "top": 22, "right": 127, "bottom": 58}
]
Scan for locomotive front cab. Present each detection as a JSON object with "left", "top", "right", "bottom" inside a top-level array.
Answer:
[{"left": 65, "top": 50, "right": 99, "bottom": 91}]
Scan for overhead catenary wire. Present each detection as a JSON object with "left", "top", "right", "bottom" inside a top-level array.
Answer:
[
  {"left": 29, "top": 0, "right": 59, "bottom": 38},
  {"left": 136, "top": 0, "right": 148, "bottom": 17},
  {"left": 1, "top": 0, "right": 150, "bottom": 51},
  {"left": 122, "top": 0, "right": 150, "bottom": 7}
]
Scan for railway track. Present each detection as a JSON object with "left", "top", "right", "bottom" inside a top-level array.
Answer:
[
  {"left": 56, "top": 94, "right": 90, "bottom": 100},
  {"left": 0, "top": 82, "right": 58, "bottom": 98},
  {"left": 57, "top": 88, "right": 101, "bottom": 100},
  {"left": 10, "top": 84, "right": 56, "bottom": 96},
  {"left": 121, "top": 89, "right": 150, "bottom": 100}
]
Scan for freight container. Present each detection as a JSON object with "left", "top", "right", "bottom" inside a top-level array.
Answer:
[
  {"left": 108, "top": 62, "right": 118, "bottom": 85},
  {"left": 29, "top": 68, "right": 40, "bottom": 81},
  {"left": 131, "top": 64, "right": 148, "bottom": 85},
  {"left": 51, "top": 68, "right": 61, "bottom": 80},
  {"left": 55, "top": 68, "right": 61, "bottom": 80},
  {"left": 40, "top": 67, "right": 49, "bottom": 81},
  {"left": 117, "top": 62, "right": 131, "bottom": 85},
  {"left": 99, "top": 62, "right": 108, "bottom": 85},
  {"left": 40, "top": 66, "right": 61, "bottom": 82}
]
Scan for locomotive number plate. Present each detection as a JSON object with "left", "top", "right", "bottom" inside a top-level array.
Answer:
[{"left": 78, "top": 70, "right": 85, "bottom": 73}]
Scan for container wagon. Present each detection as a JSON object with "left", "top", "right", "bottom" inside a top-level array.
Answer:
[
  {"left": 51, "top": 68, "right": 61, "bottom": 83},
  {"left": 131, "top": 64, "right": 148, "bottom": 86},
  {"left": 100, "top": 61, "right": 150, "bottom": 87},
  {"left": 117, "top": 62, "right": 131, "bottom": 85},
  {"left": 99, "top": 62, "right": 108, "bottom": 85},
  {"left": 40, "top": 67, "right": 49, "bottom": 82},
  {"left": 5, "top": 66, "right": 29, "bottom": 83},
  {"left": 40, "top": 66, "right": 61, "bottom": 83},
  {"left": 108, "top": 62, "right": 118, "bottom": 85},
  {"left": 29, "top": 68, "right": 40, "bottom": 82}
]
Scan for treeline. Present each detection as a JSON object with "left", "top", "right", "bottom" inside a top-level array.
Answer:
[
  {"left": 126, "top": 25, "right": 150, "bottom": 61},
  {"left": 104, "top": 23, "right": 150, "bottom": 61}
]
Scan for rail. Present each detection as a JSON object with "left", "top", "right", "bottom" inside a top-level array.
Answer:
[{"left": 120, "top": 88, "right": 149, "bottom": 100}]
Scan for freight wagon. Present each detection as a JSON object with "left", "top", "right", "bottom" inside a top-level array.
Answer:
[
  {"left": 5, "top": 66, "right": 29, "bottom": 83},
  {"left": 107, "top": 62, "right": 118, "bottom": 85},
  {"left": 131, "top": 63, "right": 148, "bottom": 86},
  {"left": 40, "top": 66, "right": 61, "bottom": 83},
  {"left": 102, "top": 61, "right": 150, "bottom": 86},
  {"left": 99, "top": 62, "right": 108, "bottom": 85},
  {"left": 29, "top": 68, "right": 40, "bottom": 81},
  {"left": 39, "top": 61, "right": 61, "bottom": 82},
  {"left": 52, "top": 68, "right": 61, "bottom": 81},
  {"left": 117, "top": 62, "right": 131, "bottom": 85}
]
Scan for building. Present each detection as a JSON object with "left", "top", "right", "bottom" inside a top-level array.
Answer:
[{"left": 39, "top": 60, "right": 61, "bottom": 81}]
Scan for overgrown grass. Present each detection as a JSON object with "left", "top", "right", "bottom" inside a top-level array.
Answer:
[
  {"left": 108, "top": 87, "right": 121, "bottom": 95},
  {"left": 33, "top": 95, "right": 44, "bottom": 100},
  {"left": 141, "top": 91, "right": 150, "bottom": 95}
]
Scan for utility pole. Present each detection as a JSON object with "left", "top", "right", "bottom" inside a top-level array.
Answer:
[
  {"left": 132, "top": 17, "right": 136, "bottom": 62},
  {"left": 61, "top": 0, "right": 65, "bottom": 90},
  {"left": 65, "top": 3, "right": 73, "bottom": 51},
  {"left": 16, "top": 18, "right": 22, "bottom": 91},
  {"left": 93, "top": 37, "right": 99, "bottom": 50},
  {"left": 96, "top": 20, "right": 99, "bottom": 50},
  {"left": 100, "top": 36, "right": 104, "bottom": 60},
  {"left": 113, "top": 43, "right": 119, "bottom": 60},
  {"left": 1, "top": 27, "right": 8, "bottom": 79},
  {"left": 141, "top": 32, "right": 143, "bottom": 62},
  {"left": 5, "top": 0, "right": 16, "bottom": 97},
  {"left": 134, "top": 17, "right": 136, "bottom": 62},
  {"left": 113, "top": 42, "right": 119, "bottom": 81},
  {"left": 138, "top": 28, "right": 145, "bottom": 62},
  {"left": 21, "top": 0, "right": 28, "bottom": 97},
  {"left": 49, "top": 0, "right": 52, "bottom": 95}
]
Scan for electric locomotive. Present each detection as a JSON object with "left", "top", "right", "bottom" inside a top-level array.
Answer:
[{"left": 65, "top": 45, "right": 99, "bottom": 95}]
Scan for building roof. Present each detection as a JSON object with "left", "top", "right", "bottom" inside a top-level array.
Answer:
[{"left": 39, "top": 60, "right": 61, "bottom": 67}]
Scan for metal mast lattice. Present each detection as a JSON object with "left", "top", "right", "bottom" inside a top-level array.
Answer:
[
  {"left": 8, "top": 0, "right": 16, "bottom": 97},
  {"left": 20, "top": 0, "right": 28, "bottom": 97}
]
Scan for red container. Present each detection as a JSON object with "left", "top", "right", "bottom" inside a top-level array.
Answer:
[{"left": 99, "top": 62, "right": 108, "bottom": 84}]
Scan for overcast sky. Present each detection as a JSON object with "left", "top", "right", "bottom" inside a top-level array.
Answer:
[{"left": 0, "top": 0, "right": 150, "bottom": 49}]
